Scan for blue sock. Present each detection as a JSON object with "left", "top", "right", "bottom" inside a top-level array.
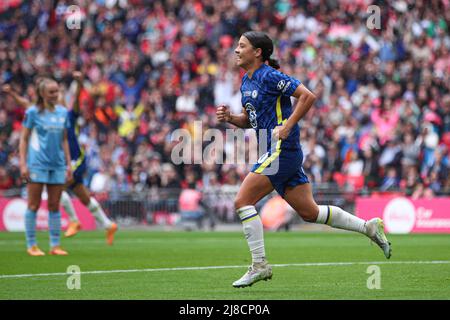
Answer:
[
  {"left": 25, "top": 209, "right": 37, "bottom": 249},
  {"left": 48, "top": 211, "right": 61, "bottom": 248}
]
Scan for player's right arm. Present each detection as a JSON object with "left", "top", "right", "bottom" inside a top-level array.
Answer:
[
  {"left": 216, "top": 105, "right": 251, "bottom": 128},
  {"left": 19, "top": 126, "right": 31, "bottom": 182},
  {"left": 19, "top": 108, "right": 36, "bottom": 182},
  {"left": 2, "top": 84, "right": 31, "bottom": 108}
]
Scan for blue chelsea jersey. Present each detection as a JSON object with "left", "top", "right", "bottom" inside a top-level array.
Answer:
[
  {"left": 22, "top": 105, "right": 70, "bottom": 170},
  {"left": 240, "top": 63, "right": 302, "bottom": 151}
]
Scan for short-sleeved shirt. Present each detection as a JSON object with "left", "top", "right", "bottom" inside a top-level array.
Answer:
[
  {"left": 240, "top": 63, "right": 301, "bottom": 151},
  {"left": 23, "top": 105, "right": 70, "bottom": 170}
]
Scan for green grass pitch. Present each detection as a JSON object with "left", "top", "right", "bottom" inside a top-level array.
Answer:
[{"left": 0, "top": 231, "right": 449, "bottom": 299}]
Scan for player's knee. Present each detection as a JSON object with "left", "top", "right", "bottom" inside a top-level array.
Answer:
[
  {"left": 48, "top": 203, "right": 59, "bottom": 212},
  {"left": 28, "top": 204, "right": 40, "bottom": 212},
  {"left": 298, "top": 205, "right": 319, "bottom": 222},
  {"left": 47, "top": 198, "right": 61, "bottom": 212},
  {"left": 79, "top": 196, "right": 90, "bottom": 206},
  {"left": 234, "top": 197, "right": 254, "bottom": 211}
]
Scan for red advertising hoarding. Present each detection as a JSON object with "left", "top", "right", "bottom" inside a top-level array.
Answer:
[{"left": 0, "top": 197, "right": 96, "bottom": 231}]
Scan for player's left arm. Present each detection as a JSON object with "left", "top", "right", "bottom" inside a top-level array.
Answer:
[
  {"left": 62, "top": 111, "right": 72, "bottom": 181},
  {"left": 275, "top": 84, "right": 316, "bottom": 140},
  {"left": 72, "top": 71, "right": 83, "bottom": 114}
]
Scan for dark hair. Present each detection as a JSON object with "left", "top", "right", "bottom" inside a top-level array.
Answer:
[{"left": 242, "top": 31, "right": 280, "bottom": 69}]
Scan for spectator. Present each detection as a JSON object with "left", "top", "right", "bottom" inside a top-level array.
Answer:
[
  {"left": 379, "top": 139, "right": 402, "bottom": 169},
  {"left": 362, "top": 147, "right": 379, "bottom": 188},
  {"left": 0, "top": 0, "right": 448, "bottom": 198},
  {"left": 401, "top": 133, "right": 420, "bottom": 169},
  {"left": 0, "top": 165, "right": 13, "bottom": 190},
  {"left": 380, "top": 167, "right": 400, "bottom": 192}
]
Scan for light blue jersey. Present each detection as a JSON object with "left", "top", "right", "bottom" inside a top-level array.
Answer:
[{"left": 23, "top": 105, "right": 70, "bottom": 170}]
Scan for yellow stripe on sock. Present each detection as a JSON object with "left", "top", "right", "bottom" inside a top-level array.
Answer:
[
  {"left": 238, "top": 209, "right": 257, "bottom": 220},
  {"left": 327, "top": 206, "right": 333, "bottom": 226},
  {"left": 243, "top": 215, "right": 259, "bottom": 223}
]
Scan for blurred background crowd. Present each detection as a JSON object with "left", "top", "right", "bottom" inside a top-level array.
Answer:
[{"left": 0, "top": 0, "right": 449, "bottom": 203}]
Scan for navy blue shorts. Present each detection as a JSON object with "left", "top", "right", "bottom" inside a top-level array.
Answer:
[
  {"left": 251, "top": 148, "right": 309, "bottom": 197},
  {"left": 68, "top": 158, "right": 86, "bottom": 189}
]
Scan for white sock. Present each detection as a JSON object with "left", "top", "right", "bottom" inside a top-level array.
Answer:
[
  {"left": 316, "top": 205, "right": 367, "bottom": 234},
  {"left": 237, "top": 205, "right": 266, "bottom": 263},
  {"left": 60, "top": 191, "right": 79, "bottom": 222},
  {"left": 88, "top": 197, "right": 113, "bottom": 229}
]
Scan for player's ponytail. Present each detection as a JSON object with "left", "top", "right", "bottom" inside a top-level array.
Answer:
[
  {"left": 267, "top": 58, "right": 280, "bottom": 70},
  {"left": 242, "top": 31, "right": 280, "bottom": 70}
]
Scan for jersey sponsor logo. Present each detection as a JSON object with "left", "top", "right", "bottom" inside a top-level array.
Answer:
[
  {"left": 282, "top": 81, "right": 291, "bottom": 93},
  {"left": 43, "top": 125, "right": 64, "bottom": 132},
  {"left": 277, "top": 80, "right": 286, "bottom": 90},
  {"left": 251, "top": 90, "right": 258, "bottom": 99},
  {"left": 245, "top": 102, "right": 258, "bottom": 129}
]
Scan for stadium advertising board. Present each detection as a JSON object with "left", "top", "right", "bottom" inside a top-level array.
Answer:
[
  {"left": 0, "top": 197, "right": 96, "bottom": 231},
  {"left": 356, "top": 197, "right": 450, "bottom": 234}
]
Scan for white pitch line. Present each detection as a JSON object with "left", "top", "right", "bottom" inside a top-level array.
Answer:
[{"left": 1, "top": 260, "right": 449, "bottom": 280}]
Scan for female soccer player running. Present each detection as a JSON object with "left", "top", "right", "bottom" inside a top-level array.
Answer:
[
  {"left": 19, "top": 78, "right": 72, "bottom": 256},
  {"left": 5, "top": 73, "right": 117, "bottom": 245},
  {"left": 216, "top": 31, "right": 391, "bottom": 288},
  {"left": 61, "top": 72, "right": 117, "bottom": 244}
]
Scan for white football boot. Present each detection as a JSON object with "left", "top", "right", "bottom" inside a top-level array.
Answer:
[
  {"left": 232, "top": 261, "right": 273, "bottom": 288},
  {"left": 366, "top": 218, "right": 392, "bottom": 259}
]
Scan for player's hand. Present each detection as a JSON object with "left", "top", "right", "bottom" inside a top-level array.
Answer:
[
  {"left": 2, "top": 84, "right": 11, "bottom": 94},
  {"left": 216, "top": 105, "right": 231, "bottom": 122},
  {"left": 65, "top": 168, "right": 73, "bottom": 182},
  {"left": 20, "top": 165, "right": 30, "bottom": 183},
  {"left": 272, "top": 124, "right": 291, "bottom": 140},
  {"left": 72, "top": 71, "right": 83, "bottom": 82}
]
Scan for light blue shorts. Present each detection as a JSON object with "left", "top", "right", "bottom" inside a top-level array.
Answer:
[{"left": 29, "top": 168, "right": 66, "bottom": 185}]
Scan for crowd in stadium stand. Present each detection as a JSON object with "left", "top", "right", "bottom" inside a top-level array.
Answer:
[{"left": 0, "top": 0, "right": 449, "bottom": 199}]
